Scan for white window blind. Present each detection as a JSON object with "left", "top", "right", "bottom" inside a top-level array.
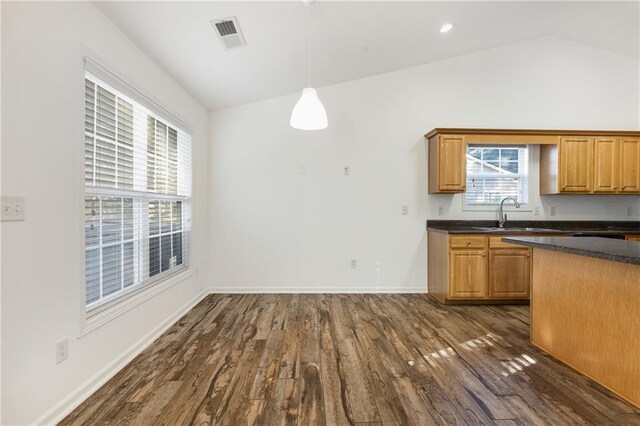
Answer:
[
  {"left": 465, "top": 145, "right": 529, "bottom": 205},
  {"left": 84, "top": 67, "right": 191, "bottom": 312}
]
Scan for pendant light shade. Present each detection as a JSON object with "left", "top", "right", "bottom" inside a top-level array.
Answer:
[
  {"left": 290, "top": 1, "right": 328, "bottom": 130},
  {"left": 290, "top": 87, "right": 328, "bottom": 130}
]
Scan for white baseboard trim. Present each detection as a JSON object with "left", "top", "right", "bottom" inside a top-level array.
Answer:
[
  {"left": 207, "top": 287, "right": 425, "bottom": 294},
  {"left": 32, "top": 288, "right": 208, "bottom": 426}
]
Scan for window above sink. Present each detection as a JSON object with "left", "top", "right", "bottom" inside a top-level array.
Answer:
[{"left": 465, "top": 145, "right": 530, "bottom": 207}]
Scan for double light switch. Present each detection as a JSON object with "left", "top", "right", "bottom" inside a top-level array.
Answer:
[{"left": 1, "top": 196, "right": 25, "bottom": 222}]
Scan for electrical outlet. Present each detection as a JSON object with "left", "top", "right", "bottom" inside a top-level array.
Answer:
[
  {"left": 437, "top": 206, "right": 444, "bottom": 216},
  {"left": 1, "top": 196, "right": 25, "bottom": 222},
  {"left": 344, "top": 166, "right": 350, "bottom": 176},
  {"left": 56, "top": 338, "right": 68, "bottom": 364},
  {"left": 627, "top": 206, "right": 633, "bottom": 217},
  {"left": 401, "top": 205, "right": 409, "bottom": 215},
  {"left": 534, "top": 206, "right": 540, "bottom": 216},
  {"left": 549, "top": 206, "right": 556, "bottom": 216},
  {"left": 351, "top": 259, "right": 357, "bottom": 269},
  {"left": 298, "top": 165, "right": 306, "bottom": 175}
]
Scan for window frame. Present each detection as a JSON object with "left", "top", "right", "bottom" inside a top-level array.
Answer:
[
  {"left": 78, "top": 56, "right": 194, "bottom": 336},
  {"left": 462, "top": 144, "right": 533, "bottom": 212}
]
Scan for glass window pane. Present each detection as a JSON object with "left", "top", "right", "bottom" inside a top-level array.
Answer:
[
  {"left": 96, "top": 86, "right": 116, "bottom": 140},
  {"left": 466, "top": 145, "right": 528, "bottom": 205},
  {"left": 160, "top": 201, "right": 172, "bottom": 234},
  {"left": 123, "top": 198, "right": 134, "bottom": 240},
  {"left": 483, "top": 149, "right": 499, "bottom": 160},
  {"left": 86, "top": 248, "right": 100, "bottom": 305},
  {"left": 468, "top": 147, "right": 481, "bottom": 159},
  {"left": 149, "top": 201, "right": 160, "bottom": 236},
  {"left": 123, "top": 242, "right": 135, "bottom": 288},
  {"left": 172, "top": 201, "right": 182, "bottom": 232},
  {"left": 172, "top": 233, "right": 183, "bottom": 266},
  {"left": 95, "top": 138, "right": 116, "bottom": 188},
  {"left": 161, "top": 235, "right": 172, "bottom": 272},
  {"left": 500, "top": 161, "right": 518, "bottom": 173},
  {"left": 102, "top": 245, "right": 122, "bottom": 297},
  {"left": 85, "top": 196, "right": 100, "bottom": 247},
  {"left": 85, "top": 135, "right": 95, "bottom": 185},
  {"left": 85, "top": 79, "right": 95, "bottom": 134},
  {"left": 149, "top": 236, "right": 160, "bottom": 277},
  {"left": 501, "top": 149, "right": 519, "bottom": 160},
  {"left": 101, "top": 197, "right": 122, "bottom": 245},
  {"left": 147, "top": 117, "right": 156, "bottom": 192}
]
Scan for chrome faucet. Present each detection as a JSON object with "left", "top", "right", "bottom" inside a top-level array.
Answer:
[{"left": 498, "top": 197, "right": 521, "bottom": 228}]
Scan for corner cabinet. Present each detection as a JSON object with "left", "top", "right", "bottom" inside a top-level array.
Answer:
[
  {"left": 428, "top": 134, "right": 466, "bottom": 193},
  {"left": 428, "top": 231, "right": 532, "bottom": 305},
  {"left": 541, "top": 135, "right": 640, "bottom": 194}
]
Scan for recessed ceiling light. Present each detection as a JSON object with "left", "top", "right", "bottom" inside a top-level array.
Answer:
[{"left": 440, "top": 23, "right": 454, "bottom": 33}]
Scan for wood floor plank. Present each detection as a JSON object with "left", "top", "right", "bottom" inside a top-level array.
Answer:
[
  {"left": 61, "top": 294, "right": 640, "bottom": 426},
  {"left": 298, "top": 363, "right": 326, "bottom": 426}
]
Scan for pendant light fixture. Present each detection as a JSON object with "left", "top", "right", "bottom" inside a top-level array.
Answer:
[{"left": 290, "top": 0, "right": 328, "bottom": 130}]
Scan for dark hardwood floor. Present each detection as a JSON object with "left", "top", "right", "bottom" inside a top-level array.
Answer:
[{"left": 61, "top": 294, "right": 640, "bottom": 425}]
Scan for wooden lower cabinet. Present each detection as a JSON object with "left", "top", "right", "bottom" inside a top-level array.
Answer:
[
  {"left": 449, "top": 250, "right": 487, "bottom": 299},
  {"left": 626, "top": 235, "right": 640, "bottom": 242},
  {"left": 427, "top": 231, "right": 531, "bottom": 304},
  {"left": 488, "top": 249, "right": 530, "bottom": 299}
]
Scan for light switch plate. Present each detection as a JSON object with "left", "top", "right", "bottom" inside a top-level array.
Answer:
[{"left": 1, "top": 196, "right": 25, "bottom": 222}]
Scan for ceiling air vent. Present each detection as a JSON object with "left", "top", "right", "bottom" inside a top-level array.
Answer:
[{"left": 211, "top": 16, "right": 246, "bottom": 49}]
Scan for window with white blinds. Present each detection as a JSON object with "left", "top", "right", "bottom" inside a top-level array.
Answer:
[
  {"left": 465, "top": 145, "right": 529, "bottom": 206},
  {"left": 84, "top": 69, "right": 191, "bottom": 312}
]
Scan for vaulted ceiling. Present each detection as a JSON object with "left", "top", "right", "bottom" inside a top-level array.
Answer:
[{"left": 96, "top": 1, "right": 639, "bottom": 111}]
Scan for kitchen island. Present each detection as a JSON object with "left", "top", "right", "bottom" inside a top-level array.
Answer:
[{"left": 504, "top": 236, "right": 640, "bottom": 408}]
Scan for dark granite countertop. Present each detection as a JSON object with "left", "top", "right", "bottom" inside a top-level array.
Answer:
[
  {"left": 502, "top": 236, "right": 640, "bottom": 265},
  {"left": 427, "top": 220, "right": 640, "bottom": 236}
]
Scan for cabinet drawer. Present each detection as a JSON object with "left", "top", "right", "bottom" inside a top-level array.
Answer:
[
  {"left": 489, "top": 236, "right": 526, "bottom": 249},
  {"left": 450, "top": 236, "right": 486, "bottom": 249}
]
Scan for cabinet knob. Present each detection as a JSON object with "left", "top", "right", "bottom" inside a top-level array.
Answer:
[
  {"left": 614, "top": 186, "right": 618, "bottom": 189},
  {"left": 527, "top": 253, "right": 531, "bottom": 257},
  {"left": 482, "top": 253, "right": 487, "bottom": 257},
  {"left": 466, "top": 240, "right": 471, "bottom": 246}
]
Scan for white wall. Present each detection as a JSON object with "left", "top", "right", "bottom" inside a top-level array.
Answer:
[
  {"left": 208, "top": 36, "right": 640, "bottom": 294},
  {"left": 1, "top": 2, "right": 208, "bottom": 424}
]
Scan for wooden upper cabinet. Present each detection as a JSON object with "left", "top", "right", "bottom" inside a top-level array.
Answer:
[
  {"left": 558, "top": 137, "right": 593, "bottom": 193},
  {"left": 619, "top": 138, "right": 640, "bottom": 193},
  {"left": 594, "top": 137, "right": 618, "bottom": 193},
  {"left": 425, "top": 129, "right": 640, "bottom": 195},
  {"left": 428, "top": 135, "right": 466, "bottom": 193}
]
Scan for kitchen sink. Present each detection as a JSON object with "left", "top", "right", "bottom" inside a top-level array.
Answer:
[{"left": 471, "top": 227, "right": 559, "bottom": 233}]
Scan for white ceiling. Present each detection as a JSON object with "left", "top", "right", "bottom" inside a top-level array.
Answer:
[{"left": 96, "top": 1, "right": 639, "bottom": 111}]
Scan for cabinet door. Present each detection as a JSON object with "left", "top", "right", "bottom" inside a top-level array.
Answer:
[
  {"left": 449, "top": 250, "right": 486, "bottom": 299},
  {"left": 594, "top": 137, "right": 618, "bottom": 193},
  {"left": 619, "top": 138, "right": 640, "bottom": 193},
  {"left": 559, "top": 137, "right": 593, "bottom": 193},
  {"left": 488, "top": 249, "right": 530, "bottom": 299},
  {"left": 438, "top": 135, "right": 466, "bottom": 192}
]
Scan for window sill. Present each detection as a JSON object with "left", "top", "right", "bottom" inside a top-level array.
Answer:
[
  {"left": 80, "top": 268, "right": 194, "bottom": 337},
  {"left": 462, "top": 205, "right": 533, "bottom": 213}
]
